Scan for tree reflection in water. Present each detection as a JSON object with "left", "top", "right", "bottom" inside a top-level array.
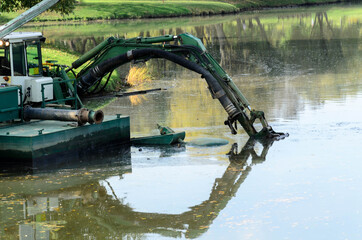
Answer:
[{"left": 40, "top": 10, "right": 357, "bottom": 78}]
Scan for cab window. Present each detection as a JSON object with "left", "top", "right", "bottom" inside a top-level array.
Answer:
[
  {"left": 0, "top": 47, "right": 11, "bottom": 76},
  {"left": 12, "top": 43, "right": 26, "bottom": 76},
  {"left": 26, "top": 41, "right": 42, "bottom": 76}
]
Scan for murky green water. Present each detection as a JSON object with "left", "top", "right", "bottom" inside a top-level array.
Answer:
[{"left": 1, "top": 3, "right": 362, "bottom": 239}]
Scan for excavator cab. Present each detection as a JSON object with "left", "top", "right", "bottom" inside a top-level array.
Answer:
[{"left": 0, "top": 32, "right": 53, "bottom": 104}]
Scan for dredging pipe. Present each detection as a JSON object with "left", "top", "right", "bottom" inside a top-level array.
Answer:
[
  {"left": 24, "top": 106, "right": 104, "bottom": 126},
  {"left": 79, "top": 48, "right": 241, "bottom": 120}
]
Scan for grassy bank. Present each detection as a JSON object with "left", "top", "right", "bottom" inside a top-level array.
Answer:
[
  {"left": 42, "top": 47, "right": 123, "bottom": 92},
  {"left": 0, "top": 0, "right": 348, "bottom": 22}
]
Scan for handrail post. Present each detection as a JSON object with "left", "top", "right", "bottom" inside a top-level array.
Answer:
[
  {"left": 18, "top": 86, "right": 24, "bottom": 121},
  {"left": 74, "top": 79, "right": 78, "bottom": 110},
  {"left": 41, "top": 78, "right": 80, "bottom": 109},
  {"left": 41, "top": 84, "right": 45, "bottom": 108}
]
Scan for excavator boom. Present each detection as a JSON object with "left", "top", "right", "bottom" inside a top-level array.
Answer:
[
  {"left": 0, "top": 0, "right": 286, "bottom": 139},
  {"left": 0, "top": 0, "right": 59, "bottom": 39},
  {"left": 67, "top": 33, "right": 287, "bottom": 139}
]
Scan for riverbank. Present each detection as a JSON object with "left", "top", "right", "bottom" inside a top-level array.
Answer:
[{"left": 0, "top": 0, "right": 349, "bottom": 22}]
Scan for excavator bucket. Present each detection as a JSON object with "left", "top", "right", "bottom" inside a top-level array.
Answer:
[{"left": 253, "top": 126, "right": 289, "bottom": 141}]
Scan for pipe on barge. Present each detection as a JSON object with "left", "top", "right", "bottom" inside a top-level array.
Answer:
[{"left": 24, "top": 106, "right": 104, "bottom": 125}]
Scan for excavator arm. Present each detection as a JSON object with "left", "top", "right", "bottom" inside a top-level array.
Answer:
[
  {"left": 67, "top": 33, "right": 287, "bottom": 139},
  {"left": 0, "top": 0, "right": 286, "bottom": 139}
]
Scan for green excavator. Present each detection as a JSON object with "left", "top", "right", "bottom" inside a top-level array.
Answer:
[
  {"left": 69, "top": 33, "right": 287, "bottom": 139},
  {"left": 0, "top": 0, "right": 287, "bottom": 140}
]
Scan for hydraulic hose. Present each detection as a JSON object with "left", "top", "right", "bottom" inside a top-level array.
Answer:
[{"left": 79, "top": 48, "right": 240, "bottom": 119}]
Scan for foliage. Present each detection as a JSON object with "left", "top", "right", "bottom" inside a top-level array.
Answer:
[
  {"left": 0, "top": 0, "right": 76, "bottom": 15},
  {"left": 126, "top": 65, "right": 152, "bottom": 87},
  {"left": 230, "top": 0, "right": 349, "bottom": 8},
  {"left": 0, "top": 0, "right": 349, "bottom": 22},
  {"left": 1, "top": 1, "right": 237, "bottom": 22}
]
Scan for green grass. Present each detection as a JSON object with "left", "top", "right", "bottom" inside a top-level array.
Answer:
[
  {"left": 41, "top": 47, "right": 122, "bottom": 92},
  {"left": 41, "top": 47, "right": 80, "bottom": 66},
  {"left": 0, "top": 1, "right": 237, "bottom": 22},
  {"left": 0, "top": 0, "right": 346, "bottom": 22}
]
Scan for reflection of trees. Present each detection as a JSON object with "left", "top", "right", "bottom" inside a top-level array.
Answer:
[
  {"left": 308, "top": 12, "right": 344, "bottom": 72},
  {"left": 214, "top": 23, "right": 232, "bottom": 67},
  {"left": 0, "top": 139, "right": 275, "bottom": 239},
  {"left": 48, "top": 37, "right": 103, "bottom": 55},
  {"left": 109, "top": 10, "right": 359, "bottom": 126},
  {"left": 40, "top": 10, "right": 360, "bottom": 122},
  {"left": 44, "top": 11, "right": 359, "bottom": 78},
  {"left": 207, "top": 13, "right": 357, "bottom": 76}
]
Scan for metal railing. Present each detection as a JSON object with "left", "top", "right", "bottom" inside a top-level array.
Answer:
[{"left": 41, "top": 78, "right": 78, "bottom": 109}]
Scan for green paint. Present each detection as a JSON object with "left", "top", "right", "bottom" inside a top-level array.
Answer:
[
  {"left": 0, "top": 86, "right": 21, "bottom": 122},
  {"left": 71, "top": 37, "right": 115, "bottom": 69},
  {"left": 67, "top": 30, "right": 283, "bottom": 138},
  {"left": 0, "top": 115, "right": 130, "bottom": 160},
  {"left": 131, "top": 132, "right": 185, "bottom": 145}
]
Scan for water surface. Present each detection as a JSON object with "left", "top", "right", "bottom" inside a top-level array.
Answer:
[{"left": 1, "top": 3, "right": 362, "bottom": 239}]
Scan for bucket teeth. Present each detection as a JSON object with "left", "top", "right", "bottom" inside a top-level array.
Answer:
[{"left": 254, "top": 127, "right": 289, "bottom": 141}]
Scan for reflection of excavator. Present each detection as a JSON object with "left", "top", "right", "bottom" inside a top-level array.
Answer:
[
  {"left": 94, "top": 139, "right": 273, "bottom": 239},
  {"left": 0, "top": 139, "right": 273, "bottom": 239},
  {"left": 0, "top": 0, "right": 287, "bottom": 139}
]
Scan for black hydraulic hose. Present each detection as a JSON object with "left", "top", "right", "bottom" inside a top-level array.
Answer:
[
  {"left": 88, "top": 74, "right": 103, "bottom": 94},
  {"left": 92, "top": 69, "right": 114, "bottom": 94},
  {"left": 70, "top": 69, "right": 77, "bottom": 78},
  {"left": 79, "top": 48, "right": 240, "bottom": 119},
  {"left": 79, "top": 54, "right": 128, "bottom": 91}
]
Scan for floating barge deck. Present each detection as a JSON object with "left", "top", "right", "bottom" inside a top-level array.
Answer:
[{"left": 0, "top": 115, "right": 130, "bottom": 161}]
